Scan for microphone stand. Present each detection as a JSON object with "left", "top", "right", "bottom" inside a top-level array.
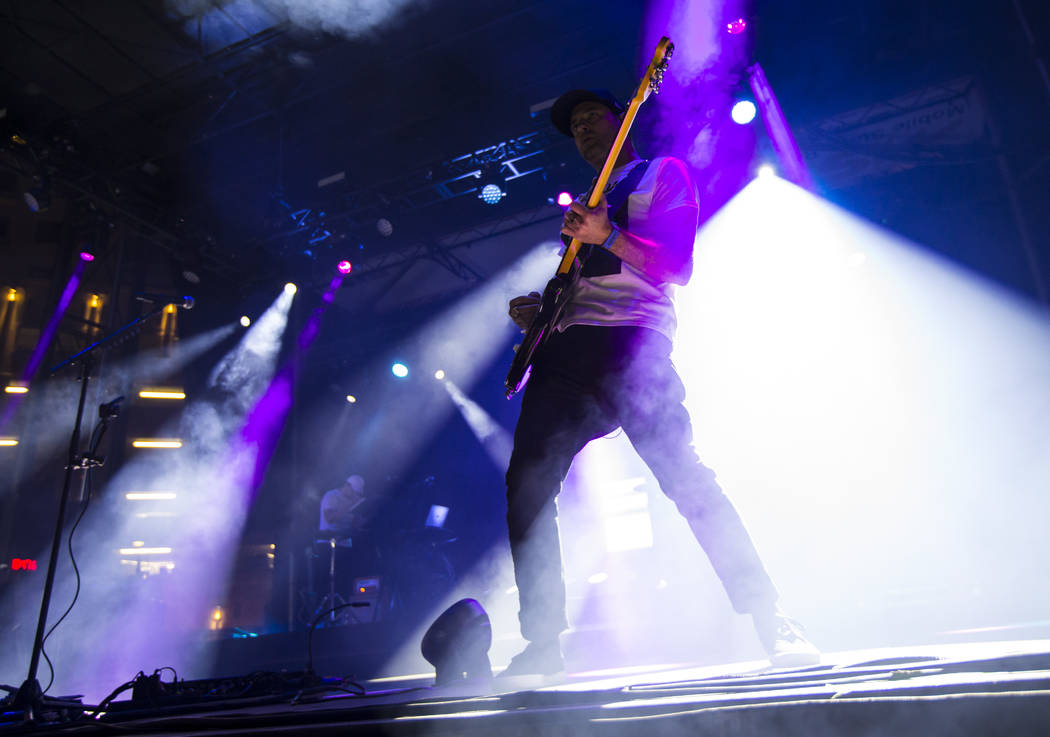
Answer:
[{"left": 10, "top": 302, "right": 171, "bottom": 722}]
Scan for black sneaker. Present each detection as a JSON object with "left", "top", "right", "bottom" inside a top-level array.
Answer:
[
  {"left": 498, "top": 640, "right": 565, "bottom": 677},
  {"left": 753, "top": 610, "right": 821, "bottom": 668}
]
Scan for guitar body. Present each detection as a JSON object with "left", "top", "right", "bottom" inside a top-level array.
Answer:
[
  {"left": 503, "top": 36, "right": 673, "bottom": 398},
  {"left": 504, "top": 269, "right": 578, "bottom": 396}
]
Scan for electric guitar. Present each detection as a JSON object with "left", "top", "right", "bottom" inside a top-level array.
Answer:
[{"left": 504, "top": 37, "right": 674, "bottom": 398}]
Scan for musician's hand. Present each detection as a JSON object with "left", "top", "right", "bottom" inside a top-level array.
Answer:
[
  {"left": 561, "top": 195, "right": 614, "bottom": 245},
  {"left": 508, "top": 292, "right": 541, "bottom": 331}
]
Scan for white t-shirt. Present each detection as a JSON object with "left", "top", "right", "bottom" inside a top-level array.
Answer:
[
  {"left": 319, "top": 487, "right": 366, "bottom": 531},
  {"left": 557, "top": 156, "right": 699, "bottom": 341}
]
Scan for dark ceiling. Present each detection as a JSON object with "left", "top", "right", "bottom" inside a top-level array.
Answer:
[{"left": 2, "top": 0, "right": 1049, "bottom": 314}]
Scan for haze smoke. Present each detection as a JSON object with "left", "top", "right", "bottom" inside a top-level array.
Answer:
[
  {"left": 168, "top": 0, "right": 424, "bottom": 40},
  {"left": 643, "top": 0, "right": 756, "bottom": 218}
]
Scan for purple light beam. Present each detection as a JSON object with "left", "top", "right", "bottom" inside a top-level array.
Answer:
[
  {"left": 747, "top": 62, "right": 816, "bottom": 191},
  {"left": 237, "top": 271, "right": 348, "bottom": 498},
  {"left": 0, "top": 258, "right": 88, "bottom": 431}
]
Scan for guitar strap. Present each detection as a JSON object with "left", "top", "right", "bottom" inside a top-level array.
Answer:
[
  {"left": 606, "top": 158, "right": 651, "bottom": 228},
  {"left": 571, "top": 159, "right": 651, "bottom": 278}
]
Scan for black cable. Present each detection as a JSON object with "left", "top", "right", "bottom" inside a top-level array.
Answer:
[
  {"left": 85, "top": 673, "right": 142, "bottom": 718},
  {"left": 40, "top": 647, "right": 55, "bottom": 697},
  {"left": 155, "top": 666, "right": 177, "bottom": 683},
  {"left": 305, "top": 601, "right": 368, "bottom": 674},
  {"left": 41, "top": 419, "right": 106, "bottom": 694}
]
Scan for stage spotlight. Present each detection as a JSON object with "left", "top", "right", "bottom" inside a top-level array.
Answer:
[
  {"left": 727, "top": 17, "right": 747, "bottom": 34},
  {"left": 391, "top": 362, "right": 408, "bottom": 378},
  {"left": 731, "top": 100, "right": 757, "bottom": 125},
  {"left": 337, "top": 260, "right": 352, "bottom": 274},
  {"left": 478, "top": 183, "right": 505, "bottom": 205},
  {"left": 284, "top": 282, "right": 297, "bottom": 295},
  {"left": 239, "top": 316, "right": 251, "bottom": 327},
  {"left": 377, "top": 218, "right": 393, "bottom": 237},
  {"left": 346, "top": 394, "right": 357, "bottom": 404},
  {"left": 758, "top": 164, "right": 776, "bottom": 179},
  {"left": 434, "top": 369, "right": 446, "bottom": 381},
  {"left": 421, "top": 598, "right": 493, "bottom": 686},
  {"left": 79, "top": 251, "right": 95, "bottom": 262},
  {"left": 556, "top": 191, "right": 573, "bottom": 207}
]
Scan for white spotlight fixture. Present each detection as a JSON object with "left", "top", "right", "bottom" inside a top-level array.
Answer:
[
  {"left": 240, "top": 315, "right": 251, "bottom": 327},
  {"left": 391, "top": 362, "right": 409, "bottom": 379},
  {"left": 478, "top": 183, "right": 505, "bottom": 205},
  {"left": 757, "top": 164, "right": 776, "bottom": 179},
  {"left": 731, "top": 99, "right": 757, "bottom": 125},
  {"left": 434, "top": 369, "right": 446, "bottom": 381},
  {"left": 346, "top": 394, "right": 357, "bottom": 404},
  {"left": 284, "top": 282, "right": 298, "bottom": 295}
]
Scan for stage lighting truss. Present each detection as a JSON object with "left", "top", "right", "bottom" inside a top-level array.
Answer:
[
  {"left": 2, "top": 129, "right": 243, "bottom": 283},
  {"left": 259, "top": 128, "right": 567, "bottom": 257}
]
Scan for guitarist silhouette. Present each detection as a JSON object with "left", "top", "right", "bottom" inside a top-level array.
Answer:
[{"left": 499, "top": 77, "right": 819, "bottom": 678}]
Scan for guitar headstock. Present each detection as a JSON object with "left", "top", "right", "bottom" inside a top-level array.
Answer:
[{"left": 631, "top": 36, "right": 675, "bottom": 106}]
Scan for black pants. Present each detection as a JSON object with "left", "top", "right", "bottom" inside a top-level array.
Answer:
[{"left": 505, "top": 325, "right": 778, "bottom": 643}]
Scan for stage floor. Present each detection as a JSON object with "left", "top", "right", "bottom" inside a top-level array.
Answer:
[{"left": 15, "top": 639, "right": 1050, "bottom": 736}]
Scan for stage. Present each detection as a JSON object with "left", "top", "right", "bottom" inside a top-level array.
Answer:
[
  {"left": 9, "top": 640, "right": 1049, "bottom": 736},
  {"left": 2, "top": 2, "right": 1050, "bottom": 736}
]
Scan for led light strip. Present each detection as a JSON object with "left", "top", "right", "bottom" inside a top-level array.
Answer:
[
  {"left": 138, "top": 390, "right": 186, "bottom": 400},
  {"left": 131, "top": 439, "right": 183, "bottom": 448}
]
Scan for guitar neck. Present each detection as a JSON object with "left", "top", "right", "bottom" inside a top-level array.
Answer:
[
  {"left": 552, "top": 35, "right": 672, "bottom": 277},
  {"left": 555, "top": 100, "right": 643, "bottom": 277},
  {"left": 587, "top": 101, "right": 644, "bottom": 209}
]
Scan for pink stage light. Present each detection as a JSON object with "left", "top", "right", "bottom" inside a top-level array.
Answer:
[
  {"left": 727, "top": 18, "right": 747, "bottom": 35},
  {"left": 79, "top": 251, "right": 95, "bottom": 262},
  {"left": 337, "top": 260, "right": 352, "bottom": 274},
  {"left": 556, "top": 192, "right": 573, "bottom": 207}
]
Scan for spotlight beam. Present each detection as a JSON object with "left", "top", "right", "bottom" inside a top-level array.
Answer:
[
  {"left": 443, "top": 380, "right": 513, "bottom": 470},
  {"left": 2, "top": 291, "right": 294, "bottom": 701},
  {"left": 239, "top": 271, "right": 348, "bottom": 498},
  {"left": 339, "top": 241, "right": 555, "bottom": 487},
  {"left": 11, "top": 294, "right": 182, "bottom": 712},
  {"left": 672, "top": 174, "right": 1050, "bottom": 653}
]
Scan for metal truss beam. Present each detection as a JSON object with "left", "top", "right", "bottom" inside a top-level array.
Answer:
[{"left": 257, "top": 129, "right": 571, "bottom": 258}]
